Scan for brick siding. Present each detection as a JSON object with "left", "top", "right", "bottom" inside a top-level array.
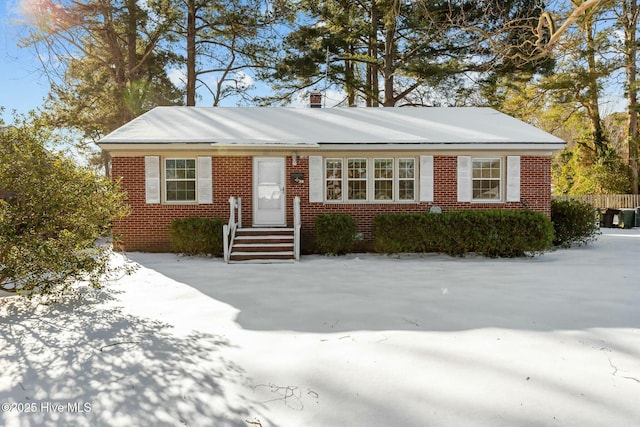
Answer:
[{"left": 112, "top": 155, "right": 552, "bottom": 252}]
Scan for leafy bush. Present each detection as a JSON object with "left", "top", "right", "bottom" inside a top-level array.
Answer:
[
  {"left": 551, "top": 199, "right": 600, "bottom": 248},
  {"left": 0, "top": 115, "right": 131, "bottom": 297},
  {"left": 315, "top": 214, "right": 357, "bottom": 255},
  {"left": 168, "top": 217, "right": 224, "bottom": 255},
  {"left": 373, "top": 210, "right": 554, "bottom": 257}
]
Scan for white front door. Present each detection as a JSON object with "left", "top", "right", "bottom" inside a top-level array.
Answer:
[{"left": 253, "top": 157, "right": 286, "bottom": 226}]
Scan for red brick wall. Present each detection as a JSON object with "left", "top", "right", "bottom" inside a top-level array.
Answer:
[
  {"left": 112, "top": 156, "right": 252, "bottom": 252},
  {"left": 292, "top": 156, "right": 551, "bottom": 245},
  {"left": 112, "top": 155, "right": 552, "bottom": 252}
]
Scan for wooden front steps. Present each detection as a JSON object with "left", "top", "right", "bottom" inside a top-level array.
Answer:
[{"left": 229, "top": 228, "right": 295, "bottom": 263}]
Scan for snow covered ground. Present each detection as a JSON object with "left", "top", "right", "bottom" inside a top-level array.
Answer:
[{"left": 1, "top": 228, "right": 639, "bottom": 427}]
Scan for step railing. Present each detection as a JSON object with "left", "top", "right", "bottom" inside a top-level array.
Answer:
[
  {"left": 293, "top": 196, "right": 301, "bottom": 261},
  {"left": 223, "top": 196, "right": 241, "bottom": 263}
]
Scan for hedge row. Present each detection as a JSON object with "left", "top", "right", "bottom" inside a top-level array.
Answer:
[
  {"left": 372, "top": 210, "right": 555, "bottom": 257},
  {"left": 167, "top": 202, "right": 596, "bottom": 258},
  {"left": 168, "top": 217, "right": 224, "bottom": 255}
]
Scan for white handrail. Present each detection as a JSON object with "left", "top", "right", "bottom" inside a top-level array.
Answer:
[
  {"left": 293, "top": 196, "right": 301, "bottom": 261},
  {"left": 223, "top": 196, "right": 241, "bottom": 263}
]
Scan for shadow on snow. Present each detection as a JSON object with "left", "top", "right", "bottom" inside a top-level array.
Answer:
[{"left": 0, "top": 289, "right": 269, "bottom": 427}]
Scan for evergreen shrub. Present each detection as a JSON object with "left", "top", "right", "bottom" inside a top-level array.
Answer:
[
  {"left": 373, "top": 210, "right": 554, "bottom": 257},
  {"left": 551, "top": 199, "right": 600, "bottom": 248},
  {"left": 168, "top": 217, "right": 224, "bottom": 255},
  {"left": 315, "top": 214, "right": 357, "bottom": 255}
]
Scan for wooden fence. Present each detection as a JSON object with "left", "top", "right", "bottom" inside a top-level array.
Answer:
[{"left": 553, "top": 194, "right": 640, "bottom": 209}]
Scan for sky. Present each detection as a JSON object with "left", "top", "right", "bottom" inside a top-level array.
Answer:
[
  {"left": 0, "top": 1, "right": 51, "bottom": 123},
  {"left": 0, "top": 0, "right": 340, "bottom": 126}
]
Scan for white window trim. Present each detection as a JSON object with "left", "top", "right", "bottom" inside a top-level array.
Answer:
[
  {"left": 323, "top": 156, "right": 417, "bottom": 203},
  {"left": 164, "top": 157, "right": 198, "bottom": 204},
  {"left": 397, "top": 157, "right": 417, "bottom": 202},
  {"left": 325, "top": 158, "right": 344, "bottom": 202},
  {"left": 471, "top": 157, "right": 504, "bottom": 203},
  {"left": 373, "top": 158, "right": 394, "bottom": 201},
  {"left": 347, "top": 158, "right": 368, "bottom": 201}
]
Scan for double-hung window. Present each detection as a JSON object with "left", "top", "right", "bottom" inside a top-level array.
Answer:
[
  {"left": 325, "top": 159, "right": 343, "bottom": 201},
  {"left": 472, "top": 158, "right": 502, "bottom": 201},
  {"left": 398, "top": 158, "right": 415, "bottom": 201},
  {"left": 347, "top": 159, "right": 367, "bottom": 201},
  {"left": 165, "top": 158, "right": 197, "bottom": 202},
  {"left": 374, "top": 159, "right": 394, "bottom": 200}
]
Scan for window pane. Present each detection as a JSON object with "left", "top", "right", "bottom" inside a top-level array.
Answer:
[
  {"left": 374, "top": 159, "right": 393, "bottom": 179},
  {"left": 348, "top": 159, "right": 367, "bottom": 179},
  {"left": 326, "top": 159, "right": 342, "bottom": 179},
  {"left": 472, "top": 179, "right": 500, "bottom": 200},
  {"left": 399, "top": 180, "right": 414, "bottom": 200},
  {"left": 184, "top": 181, "right": 196, "bottom": 200},
  {"left": 398, "top": 159, "right": 414, "bottom": 179},
  {"left": 327, "top": 181, "right": 342, "bottom": 200},
  {"left": 348, "top": 180, "right": 367, "bottom": 200},
  {"left": 374, "top": 180, "right": 393, "bottom": 200}
]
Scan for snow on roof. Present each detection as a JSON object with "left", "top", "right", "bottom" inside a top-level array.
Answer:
[{"left": 99, "top": 106, "right": 565, "bottom": 146}]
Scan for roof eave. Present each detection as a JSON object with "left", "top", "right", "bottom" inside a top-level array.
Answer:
[{"left": 316, "top": 142, "right": 566, "bottom": 151}]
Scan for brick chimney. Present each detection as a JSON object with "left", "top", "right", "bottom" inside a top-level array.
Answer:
[{"left": 310, "top": 91, "right": 322, "bottom": 108}]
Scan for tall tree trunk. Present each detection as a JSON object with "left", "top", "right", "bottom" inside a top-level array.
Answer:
[
  {"left": 382, "top": 0, "right": 398, "bottom": 107},
  {"left": 345, "top": 46, "right": 356, "bottom": 107},
  {"left": 126, "top": 0, "right": 137, "bottom": 82},
  {"left": 584, "top": 15, "right": 607, "bottom": 159},
  {"left": 186, "top": 0, "right": 197, "bottom": 106},
  {"left": 382, "top": 23, "right": 395, "bottom": 106},
  {"left": 623, "top": 0, "right": 639, "bottom": 193},
  {"left": 367, "top": 1, "right": 379, "bottom": 107}
]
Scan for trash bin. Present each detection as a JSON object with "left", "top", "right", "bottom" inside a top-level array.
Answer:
[
  {"left": 618, "top": 209, "right": 635, "bottom": 229},
  {"left": 602, "top": 209, "right": 620, "bottom": 228},
  {"left": 636, "top": 207, "right": 640, "bottom": 227}
]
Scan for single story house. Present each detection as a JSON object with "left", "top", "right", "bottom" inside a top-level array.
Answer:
[{"left": 99, "top": 104, "right": 565, "bottom": 260}]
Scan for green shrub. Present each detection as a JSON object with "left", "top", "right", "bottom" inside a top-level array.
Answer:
[
  {"left": 551, "top": 199, "right": 600, "bottom": 248},
  {"left": 0, "top": 116, "right": 131, "bottom": 297},
  {"left": 315, "top": 214, "right": 357, "bottom": 255},
  {"left": 373, "top": 209, "right": 554, "bottom": 257},
  {"left": 168, "top": 217, "right": 224, "bottom": 255}
]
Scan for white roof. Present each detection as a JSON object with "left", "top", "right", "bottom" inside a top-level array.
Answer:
[{"left": 99, "top": 106, "right": 565, "bottom": 147}]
